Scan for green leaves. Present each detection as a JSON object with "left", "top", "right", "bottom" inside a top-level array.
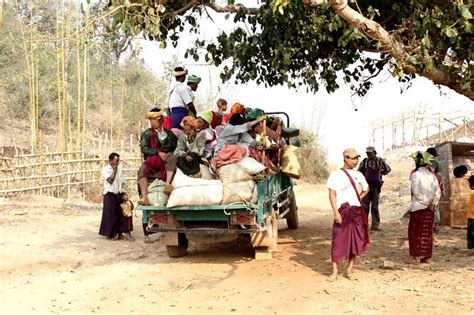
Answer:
[
  {"left": 100, "top": 0, "right": 473, "bottom": 99},
  {"left": 445, "top": 27, "right": 459, "bottom": 38}
]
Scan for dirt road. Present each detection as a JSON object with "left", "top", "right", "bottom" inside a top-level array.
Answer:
[{"left": 1, "top": 180, "right": 473, "bottom": 314}]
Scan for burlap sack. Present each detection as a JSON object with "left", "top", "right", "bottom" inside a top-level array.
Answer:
[
  {"left": 221, "top": 180, "right": 256, "bottom": 205},
  {"left": 218, "top": 163, "right": 253, "bottom": 185},
  {"left": 280, "top": 144, "right": 301, "bottom": 179}
]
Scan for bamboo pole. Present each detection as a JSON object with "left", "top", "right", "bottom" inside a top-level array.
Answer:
[
  {"left": 76, "top": 9, "right": 82, "bottom": 156},
  {"left": 56, "top": 4, "right": 65, "bottom": 152}
]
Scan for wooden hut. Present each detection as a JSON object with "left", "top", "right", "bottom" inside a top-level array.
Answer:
[{"left": 436, "top": 141, "right": 474, "bottom": 228}]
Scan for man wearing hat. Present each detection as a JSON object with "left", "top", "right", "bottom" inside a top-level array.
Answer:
[
  {"left": 187, "top": 74, "right": 201, "bottom": 92},
  {"left": 137, "top": 108, "right": 178, "bottom": 207},
  {"left": 326, "top": 148, "right": 369, "bottom": 280},
  {"left": 358, "top": 146, "right": 391, "bottom": 231},
  {"left": 165, "top": 66, "right": 197, "bottom": 129}
]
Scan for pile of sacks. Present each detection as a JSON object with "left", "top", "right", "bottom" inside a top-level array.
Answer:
[{"left": 148, "top": 156, "right": 266, "bottom": 207}]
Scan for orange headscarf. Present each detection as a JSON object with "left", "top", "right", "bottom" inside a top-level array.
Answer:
[{"left": 230, "top": 103, "right": 245, "bottom": 115}]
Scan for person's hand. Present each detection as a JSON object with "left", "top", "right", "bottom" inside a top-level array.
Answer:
[
  {"left": 428, "top": 202, "right": 436, "bottom": 212},
  {"left": 185, "top": 155, "right": 193, "bottom": 162},
  {"left": 159, "top": 152, "right": 169, "bottom": 161},
  {"left": 334, "top": 211, "right": 343, "bottom": 225}
]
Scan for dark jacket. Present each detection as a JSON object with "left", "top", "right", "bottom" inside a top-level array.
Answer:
[{"left": 140, "top": 128, "right": 178, "bottom": 160}]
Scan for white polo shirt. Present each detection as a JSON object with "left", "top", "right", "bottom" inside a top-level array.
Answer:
[
  {"left": 326, "top": 169, "right": 368, "bottom": 208},
  {"left": 167, "top": 82, "right": 193, "bottom": 109},
  {"left": 101, "top": 164, "right": 123, "bottom": 195}
]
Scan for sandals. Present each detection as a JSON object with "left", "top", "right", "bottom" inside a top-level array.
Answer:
[
  {"left": 420, "top": 257, "right": 432, "bottom": 264},
  {"left": 407, "top": 258, "right": 421, "bottom": 265}
]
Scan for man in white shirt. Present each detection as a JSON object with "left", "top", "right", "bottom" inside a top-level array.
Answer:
[
  {"left": 326, "top": 148, "right": 369, "bottom": 280},
  {"left": 99, "top": 152, "right": 123, "bottom": 239},
  {"left": 165, "top": 67, "right": 197, "bottom": 129}
]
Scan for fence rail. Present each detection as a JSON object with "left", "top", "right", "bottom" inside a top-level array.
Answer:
[{"left": 0, "top": 150, "right": 142, "bottom": 199}]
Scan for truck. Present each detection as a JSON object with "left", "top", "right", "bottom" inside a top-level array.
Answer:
[{"left": 140, "top": 112, "right": 300, "bottom": 258}]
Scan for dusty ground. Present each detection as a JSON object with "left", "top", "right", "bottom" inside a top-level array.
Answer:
[{"left": 1, "top": 160, "right": 473, "bottom": 314}]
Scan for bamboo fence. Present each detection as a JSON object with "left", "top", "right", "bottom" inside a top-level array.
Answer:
[{"left": 0, "top": 150, "right": 142, "bottom": 200}]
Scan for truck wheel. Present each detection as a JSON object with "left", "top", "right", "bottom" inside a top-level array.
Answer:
[
  {"left": 286, "top": 192, "right": 299, "bottom": 229},
  {"left": 165, "top": 233, "right": 189, "bottom": 258}
]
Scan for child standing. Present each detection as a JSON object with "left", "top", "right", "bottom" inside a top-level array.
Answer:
[
  {"left": 119, "top": 192, "right": 135, "bottom": 242},
  {"left": 468, "top": 175, "right": 474, "bottom": 256}
]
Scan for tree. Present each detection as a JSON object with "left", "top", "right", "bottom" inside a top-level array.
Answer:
[{"left": 103, "top": 0, "right": 473, "bottom": 100}]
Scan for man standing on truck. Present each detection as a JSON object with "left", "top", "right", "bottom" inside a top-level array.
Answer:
[
  {"left": 165, "top": 67, "right": 197, "bottom": 129},
  {"left": 99, "top": 152, "right": 123, "bottom": 239},
  {"left": 326, "top": 148, "right": 369, "bottom": 280},
  {"left": 357, "top": 146, "right": 391, "bottom": 231}
]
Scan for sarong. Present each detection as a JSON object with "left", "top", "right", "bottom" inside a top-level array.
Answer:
[
  {"left": 408, "top": 208, "right": 434, "bottom": 258},
  {"left": 467, "top": 218, "right": 474, "bottom": 250},
  {"left": 118, "top": 215, "right": 133, "bottom": 233},
  {"left": 177, "top": 152, "right": 202, "bottom": 176},
  {"left": 331, "top": 203, "right": 369, "bottom": 263},
  {"left": 170, "top": 107, "right": 188, "bottom": 129},
  {"left": 99, "top": 192, "right": 120, "bottom": 238}
]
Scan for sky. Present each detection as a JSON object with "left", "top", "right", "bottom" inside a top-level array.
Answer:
[{"left": 134, "top": 1, "right": 473, "bottom": 163}]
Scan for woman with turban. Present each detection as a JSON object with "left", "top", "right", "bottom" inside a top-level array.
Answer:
[
  {"left": 196, "top": 111, "right": 217, "bottom": 159},
  {"left": 174, "top": 116, "right": 206, "bottom": 176}
]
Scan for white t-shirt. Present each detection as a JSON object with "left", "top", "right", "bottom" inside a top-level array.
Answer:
[
  {"left": 326, "top": 169, "right": 368, "bottom": 208},
  {"left": 101, "top": 164, "right": 123, "bottom": 195},
  {"left": 167, "top": 82, "right": 193, "bottom": 109}
]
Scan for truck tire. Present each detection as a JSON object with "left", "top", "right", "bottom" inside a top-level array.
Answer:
[
  {"left": 165, "top": 233, "right": 189, "bottom": 258},
  {"left": 286, "top": 191, "right": 299, "bottom": 229}
]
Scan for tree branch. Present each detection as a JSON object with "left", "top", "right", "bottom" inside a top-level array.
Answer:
[{"left": 205, "top": 3, "right": 260, "bottom": 15}]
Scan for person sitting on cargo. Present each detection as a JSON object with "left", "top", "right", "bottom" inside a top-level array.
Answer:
[
  {"left": 213, "top": 110, "right": 266, "bottom": 158},
  {"left": 137, "top": 108, "right": 178, "bottom": 206},
  {"left": 196, "top": 111, "right": 217, "bottom": 160},
  {"left": 211, "top": 98, "right": 228, "bottom": 129},
  {"left": 174, "top": 116, "right": 206, "bottom": 177},
  {"left": 211, "top": 111, "right": 266, "bottom": 172}
]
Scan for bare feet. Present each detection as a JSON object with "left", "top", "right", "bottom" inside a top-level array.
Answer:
[
  {"left": 328, "top": 273, "right": 338, "bottom": 282},
  {"left": 345, "top": 272, "right": 358, "bottom": 281},
  {"left": 123, "top": 234, "right": 135, "bottom": 242},
  {"left": 163, "top": 184, "right": 173, "bottom": 194},
  {"left": 137, "top": 198, "right": 149, "bottom": 206}
]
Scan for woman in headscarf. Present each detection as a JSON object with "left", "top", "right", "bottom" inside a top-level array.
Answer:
[
  {"left": 213, "top": 110, "right": 265, "bottom": 158},
  {"left": 408, "top": 151, "right": 441, "bottom": 264},
  {"left": 174, "top": 116, "right": 206, "bottom": 176},
  {"left": 196, "top": 111, "right": 217, "bottom": 159},
  {"left": 137, "top": 108, "right": 178, "bottom": 206}
]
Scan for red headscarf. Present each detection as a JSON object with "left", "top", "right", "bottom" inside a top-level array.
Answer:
[{"left": 230, "top": 103, "right": 245, "bottom": 115}]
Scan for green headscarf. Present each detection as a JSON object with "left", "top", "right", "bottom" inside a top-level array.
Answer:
[
  {"left": 410, "top": 151, "right": 434, "bottom": 166},
  {"left": 197, "top": 111, "right": 213, "bottom": 125},
  {"left": 187, "top": 75, "right": 201, "bottom": 84}
]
